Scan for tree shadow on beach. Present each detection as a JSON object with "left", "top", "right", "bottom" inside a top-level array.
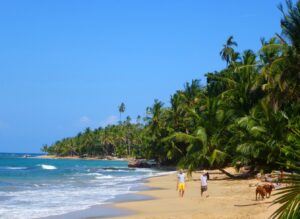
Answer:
[{"left": 234, "top": 201, "right": 272, "bottom": 207}]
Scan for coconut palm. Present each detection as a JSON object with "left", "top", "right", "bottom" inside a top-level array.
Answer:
[
  {"left": 220, "top": 36, "right": 240, "bottom": 67},
  {"left": 118, "top": 102, "right": 126, "bottom": 123},
  {"left": 259, "top": 1, "right": 300, "bottom": 112},
  {"left": 144, "top": 99, "right": 171, "bottom": 162},
  {"left": 279, "top": 0, "right": 300, "bottom": 52},
  {"left": 270, "top": 112, "right": 300, "bottom": 218},
  {"left": 209, "top": 49, "right": 261, "bottom": 116},
  {"left": 271, "top": 174, "right": 300, "bottom": 219},
  {"left": 162, "top": 96, "right": 230, "bottom": 173}
]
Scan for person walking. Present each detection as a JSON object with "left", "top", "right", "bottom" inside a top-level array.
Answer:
[
  {"left": 200, "top": 170, "right": 209, "bottom": 197},
  {"left": 177, "top": 169, "right": 186, "bottom": 197}
]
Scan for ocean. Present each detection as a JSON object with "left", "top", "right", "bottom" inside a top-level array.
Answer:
[{"left": 0, "top": 153, "right": 171, "bottom": 219}]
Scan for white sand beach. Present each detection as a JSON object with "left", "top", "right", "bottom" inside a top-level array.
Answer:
[{"left": 106, "top": 169, "right": 280, "bottom": 219}]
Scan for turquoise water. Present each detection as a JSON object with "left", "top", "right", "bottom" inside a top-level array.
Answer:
[{"left": 0, "top": 153, "right": 168, "bottom": 219}]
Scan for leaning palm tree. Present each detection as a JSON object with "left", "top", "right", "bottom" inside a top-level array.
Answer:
[{"left": 162, "top": 96, "right": 230, "bottom": 173}]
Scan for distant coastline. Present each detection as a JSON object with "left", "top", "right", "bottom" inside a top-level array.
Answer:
[{"left": 36, "top": 155, "right": 127, "bottom": 161}]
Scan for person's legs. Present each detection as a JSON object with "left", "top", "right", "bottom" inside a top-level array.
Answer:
[
  {"left": 180, "top": 183, "right": 185, "bottom": 197},
  {"left": 201, "top": 186, "right": 208, "bottom": 197},
  {"left": 178, "top": 183, "right": 184, "bottom": 197},
  {"left": 204, "top": 187, "right": 209, "bottom": 197}
]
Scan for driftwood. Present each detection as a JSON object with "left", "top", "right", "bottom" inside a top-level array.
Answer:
[
  {"left": 128, "top": 159, "right": 158, "bottom": 168},
  {"left": 218, "top": 168, "right": 253, "bottom": 179}
]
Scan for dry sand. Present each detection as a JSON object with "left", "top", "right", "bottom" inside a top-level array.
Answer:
[{"left": 106, "top": 168, "right": 280, "bottom": 219}]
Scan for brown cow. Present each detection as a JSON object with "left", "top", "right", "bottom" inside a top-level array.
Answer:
[
  {"left": 256, "top": 185, "right": 266, "bottom": 200},
  {"left": 263, "top": 184, "right": 275, "bottom": 198}
]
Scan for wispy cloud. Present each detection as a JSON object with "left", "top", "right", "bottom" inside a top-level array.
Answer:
[
  {"left": 79, "top": 116, "right": 91, "bottom": 126},
  {"left": 101, "top": 115, "right": 118, "bottom": 127}
]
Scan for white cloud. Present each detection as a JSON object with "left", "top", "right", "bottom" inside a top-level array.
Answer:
[
  {"left": 79, "top": 116, "right": 91, "bottom": 125},
  {"left": 101, "top": 115, "right": 118, "bottom": 127}
]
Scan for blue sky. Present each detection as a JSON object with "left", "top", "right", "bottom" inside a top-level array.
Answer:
[{"left": 0, "top": 0, "right": 284, "bottom": 153}]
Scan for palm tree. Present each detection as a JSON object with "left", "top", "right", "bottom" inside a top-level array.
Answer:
[
  {"left": 169, "top": 92, "right": 186, "bottom": 133},
  {"left": 208, "top": 49, "right": 261, "bottom": 116},
  {"left": 41, "top": 144, "right": 48, "bottom": 153},
  {"left": 118, "top": 102, "right": 126, "bottom": 123},
  {"left": 177, "top": 80, "right": 204, "bottom": 134},
  {"left": 271, "top": 120, "right": 300, "bottom": 218},
  {"left": 220, "top": 36, "right": 240, "bottom": 67},
  {"left": 136, "top": 115, "right": 142, "bottom": 125},
  {"left": 279, "top": 0, "right": 300, "bottom": 52},
  {"left": 79, "top": 127, "right": 94, "bottom": 156},
  {"left": 144, "top": 99, "right": 170, "bottom": 162},
  {"left": 259, "top": 1, "right": 300, "bottom": 112},
  {"left": 227, "top": 98, "right": 293, "bottom": 170},
  {"left": 162, "top": 96, "right": 230, "bottom": 173},
  {"left": 271, "top": 174, "right": 300, "bottom": 219}
]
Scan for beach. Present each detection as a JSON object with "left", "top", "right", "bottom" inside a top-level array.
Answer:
[
  {"left": 0, "top": 153, "right": 282, "bottom": 219},
  {"left": 107, "top": 169, "right": 279, "bottom": 219}
]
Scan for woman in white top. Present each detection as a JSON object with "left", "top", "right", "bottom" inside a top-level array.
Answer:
[{"left": 200, "top": 170, "right": 209, "bottom": 197}]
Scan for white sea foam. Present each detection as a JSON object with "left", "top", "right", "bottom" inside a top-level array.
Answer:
[
  {"left": 39, "top": 164, "right": 57, "bottom": 170},
  {"left": 0, "top": 180, "right": 132, "bottom": 219},
  {"left": 1, "top": 166, "right": 27, "bottom": 170},
  {"left": 0, "top": 160, "right": 174, "bottom": 219},
  {"left": 86, "top": 173, "right": 103, "bottom": 176},
  {"left": 95, "top": 175, "right": 113, "bottom": 179},
  {"left": 103, "top": 169, "right": 131, "bottom": 172}
]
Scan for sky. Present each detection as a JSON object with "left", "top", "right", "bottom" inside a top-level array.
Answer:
[{"left": 0, "top": 0, "right": 285, "bottom": 153}]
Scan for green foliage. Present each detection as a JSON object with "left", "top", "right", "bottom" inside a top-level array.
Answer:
[
  {"left": 43, "top": 122, "right": 146, "bottom": 158},
  {"left": 271, "top": 174, "right": 300, "bottom": 219}
]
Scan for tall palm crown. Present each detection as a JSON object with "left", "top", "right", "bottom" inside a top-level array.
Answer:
[
  {"left": 279, "top": 0, "right": 300, "bottom": 52},
  {"left": 118, "top": 102, "right": 126, "bottom": 122},
  {"left": 220, "top": 36, "right": 239, "bottom": 66}
]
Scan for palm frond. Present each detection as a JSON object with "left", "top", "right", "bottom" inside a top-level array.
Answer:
[
  {"left": 209, "top": 149, "right": 227, "bottom": 166},
  {"left": 271, "top": 174, "right": 300, "bottom": 219}
]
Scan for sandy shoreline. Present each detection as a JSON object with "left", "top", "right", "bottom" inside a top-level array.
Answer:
[{"left": 104, "top": 169, "right": 280, "bottom": 219}]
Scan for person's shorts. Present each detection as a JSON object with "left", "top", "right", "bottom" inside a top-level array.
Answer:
[
  {"left": 178, "top": 183, "right": 185, "bottom": 190},
  {"left": 201, "top": 186, "right": 207, "bottom": 192}
]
